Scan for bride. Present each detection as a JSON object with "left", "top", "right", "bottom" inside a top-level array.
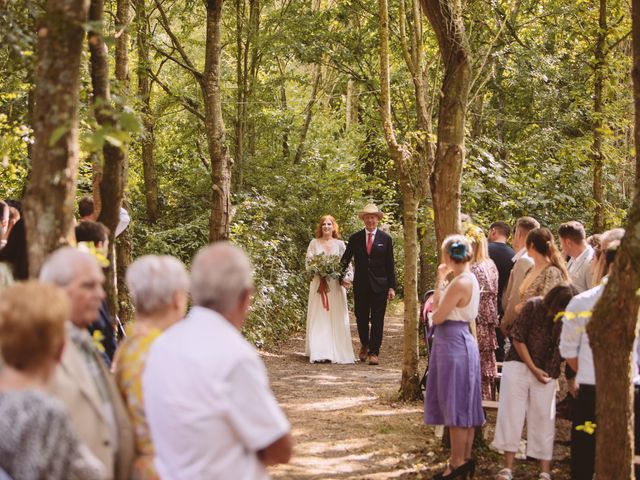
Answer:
[{"left": 305, "top": 215, "right": 355, "bottom": 364}]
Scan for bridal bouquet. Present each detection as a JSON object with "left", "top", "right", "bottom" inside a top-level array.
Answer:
[{"left": 305, "top": 254, "right": 343, "bottom": 283}]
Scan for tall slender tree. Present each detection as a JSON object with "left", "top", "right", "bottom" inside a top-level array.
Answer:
[
  {"left": 24, "top": 0, "right": 89, "bottom": 276},
  {"left": 154, "top": 0, "right": 231, "bottom": 241},
  {"left": 88, "top": 0, "right": 127, "bottom": 315},
  {"left": 588, "top": 0, "right": 640, "bottom": 476},
  {"left": 421, "top": 0, "right": 471, "bottom": 247},
  {"left": 379, "top": 0, "right": 433, "bottom": 400}
]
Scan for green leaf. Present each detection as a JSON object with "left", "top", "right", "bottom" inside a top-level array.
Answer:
[{"left": 49, "top": 125, "right": 69, "bottom": 147}]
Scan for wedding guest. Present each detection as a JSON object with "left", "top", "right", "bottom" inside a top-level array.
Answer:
[
  {"left": 305, "top": 215, "right": 355, "bottom": 364},
  {"left": 466, "top": 224, "right": 500, "bottom": 399},
  {"left": 424, "top": 235, "right": 483, "bottom": 479},
  {"left": 75, "top": 220, "right": 118, "bottom": 364},
  {"left": 113, "top": 255, "right": 189, "bottom": 480},
  {"left": 515, "top": 227, "right": 570, "bottom": 314},
  {"left": 558, "top": 221, "right": 594, "bottom": 293},
  {"left": 0, "top": 281, "right": 106, "bottom": 480},
  {"left": 560, "top": 230, "right": 640, "bottom": 480},
  {"left": 0, "top": 201, "right": 8, "bottom": 249},
  {"left": 78, "top": 195, "right": 131, "bottom": 237},
  {"left": 143, "top": 242, "right": 292, "bottom": 479},
  {"left": 591, "top": 227, "right": 624, "bottom": 285},
  {"left": 492, "top": 284, "right": 578, "bottom": 480},
  {"left": 501, "top": 217, "right": 539, "bottom": 334},
  {"left": 41, "top": 247, "right": 134, "bottom": 480},
  {"left": 0, "top": 219, "right": 28, "bottom": 281},
  {"left": 488, "top": 221, "right": 515, "bottom": 362}
]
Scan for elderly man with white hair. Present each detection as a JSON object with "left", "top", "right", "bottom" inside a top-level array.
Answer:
[
  {"left": 41, "top": 247, "right": 134, "bottom": 480},
  {"left": 143, "top": 242, "right": 292, "bottom": 480}
]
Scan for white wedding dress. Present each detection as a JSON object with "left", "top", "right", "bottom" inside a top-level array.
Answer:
[{"left": 305, "top": 238, "right": 355, "bottom": 364}]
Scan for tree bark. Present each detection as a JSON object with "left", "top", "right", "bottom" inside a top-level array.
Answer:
[
  {"left": 89, "top": 0, "right": 127, "bottom": 316},
  {"left": 587, "top": 1, "right": 640, "bottom": 477},
  {"left": 593, "top": 0, "right": 607, "bottom": 233},
  {"left": 24, "top": 0, "right": 89, "bottom": 277},
  {"left": 203, "top": 0, "right": 231, "bottom": 242},
  {"left": 294, "top": 63, "right": 322, "bottom": 164},
  {"left": 379, "top": 0, "right": 431, "bottom": 401},
  {"left": 421, "top": 0, "right": 471, "bottom": 249},
  {"left": 115, "top": 0, "right": 134, "bottom": 326},
  {"left": 135, "top": 0, "right": 159, "bottom": 223}
]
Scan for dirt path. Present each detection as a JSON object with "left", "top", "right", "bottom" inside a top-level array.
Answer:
[{"left": 262, "top": 306, "right": 572, "bottom": 479}]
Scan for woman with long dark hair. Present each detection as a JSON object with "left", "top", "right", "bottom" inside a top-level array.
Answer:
[
  {"left": 515, "top": 227, "right": 569, "bottom": 315},
  {"left": 492, "top": 283, "right": 578, "bottom": 480}
]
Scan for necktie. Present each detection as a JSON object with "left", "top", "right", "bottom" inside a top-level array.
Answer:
[{"left": 367, "top": 232, "right": 373, "bottom": 255}]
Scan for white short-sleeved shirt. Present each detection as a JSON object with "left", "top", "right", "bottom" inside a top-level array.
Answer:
[{"left": 143, "top": 306, "right": 290, "bottom": 480}]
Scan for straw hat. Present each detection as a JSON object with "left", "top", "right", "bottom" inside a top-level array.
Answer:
[{"left": 358, "top": 203, "right": 384, "bottom": 220}]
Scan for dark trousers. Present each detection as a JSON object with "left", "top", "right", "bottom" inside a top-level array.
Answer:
[
  {"left": 354, "top": 282, "right": 387, "bottom": 356},
  {"left": 571, "top": 384, "right": 640, "bottom": 480}
]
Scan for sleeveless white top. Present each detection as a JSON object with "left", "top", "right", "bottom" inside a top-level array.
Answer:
[{"left": 442, "top": 271, "right": 480, "bottom": 322}]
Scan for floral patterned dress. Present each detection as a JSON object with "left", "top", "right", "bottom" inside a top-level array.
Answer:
[
  {"left": 113, "top": 325, "right": 162, "bottom": 480},
  {"left": 471, "top": 260, "right": 500, "bottom": 400}
]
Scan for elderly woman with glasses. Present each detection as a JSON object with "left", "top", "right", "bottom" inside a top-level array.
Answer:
[{"left": 113, "top": 255, "right": 190, "bottom": 480}]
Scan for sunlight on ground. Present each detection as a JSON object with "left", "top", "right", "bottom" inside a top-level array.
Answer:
[{"left": 288, "top": 395, "right": 377, "bottom": 412}]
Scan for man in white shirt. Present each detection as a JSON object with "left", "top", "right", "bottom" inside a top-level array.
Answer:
[
  {"left": 143, "top": 242, "right": 292, "bottom": 480},
  {"left": 558, "top": 221, "right": 594, "bottom": 293},
  {"left": 500, "top": 216, "right": 540, "bottom": 334},
  {"left": 560, "top": 231, "right": 640, "bottom": 480}
]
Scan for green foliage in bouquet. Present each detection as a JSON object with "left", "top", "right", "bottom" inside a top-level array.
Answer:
[{"left": 305, "top": 253, "right": 343, "bottom": 283}]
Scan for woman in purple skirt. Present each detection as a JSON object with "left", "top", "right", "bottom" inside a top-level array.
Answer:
[{"left": 425, "top": 234, "right": 485, "bottom": 479}]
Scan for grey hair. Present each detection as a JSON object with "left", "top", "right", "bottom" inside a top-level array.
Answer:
[
  {"left": 126, "top": 255, "right": 189, "bottom": 315},
  {"left": 191, "top": 242, "right": 253, "bottom": 313},
  {"left": 39, "top": 247, "right": 99, "bottom": 286}
]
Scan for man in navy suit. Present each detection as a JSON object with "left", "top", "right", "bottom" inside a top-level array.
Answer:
[{"left": 341, "top": 204, "right": 396, "bottom": 365}]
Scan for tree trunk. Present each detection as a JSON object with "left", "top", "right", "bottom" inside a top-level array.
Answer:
[
  {"left": 379, "top": 0, "right": 430, "bottom": 401},
  {"left": 421, "top": 0, "right": 471, "bottom": 249},
  {"left": 135, "top": 0, "right": 159, "bottom": 223},
  {"left": 346, "top": 78, "right": 359, "bottom": 130},
  {"left": 115, "top": 0, "right": 134, "bottom": 326},
  {"left": 24, "top": 0, "right": 89, "bottom": 277},
  {"left": 203, "top": 0, "right": 231, "bottom": 242},
  {"left": 593, "top": 0, "right": 607, "bottom": 233},
  {"left": 280, "top": 83, "right": 290, "bottom": 161},
  {"left": 587, "top": 1, "right": 640, "bottom": 477},
  {"left": 234, "top": 0, "right": 246, "bottom": 189},
  {"left": 294, "top": 64, "right": 322, "bottom": 164},
  {"left": 89, "top": 0, "right": 127, "bottom": 316}
]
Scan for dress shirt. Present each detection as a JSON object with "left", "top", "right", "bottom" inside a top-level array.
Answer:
[
  {"left": 559, "top": 280, "right": 640, "bottom": 385},
  {"left": 567, "top": 245, "right": 594, "bottom": 293},
  {"left": 143, "top": 306, "right": 290, "bottom": 480},
  {"left": 365, "top": 228, "right": 377, "bottom": 248}
]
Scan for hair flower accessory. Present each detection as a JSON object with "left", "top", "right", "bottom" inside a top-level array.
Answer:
[{"left": 448, "top": 242, "right": 467, "bottom": 260}]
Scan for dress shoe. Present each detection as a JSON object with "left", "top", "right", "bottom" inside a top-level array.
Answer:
[
  {"left": 359, "top": 345, "right": 368, "bottom": 362},
  {"left": 368, "top": 354, "right": 379, "bottom": 365}
]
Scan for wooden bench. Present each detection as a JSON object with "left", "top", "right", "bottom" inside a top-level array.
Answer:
[{"left": 482, "top": 400, "right": 499, "bottom": 410}]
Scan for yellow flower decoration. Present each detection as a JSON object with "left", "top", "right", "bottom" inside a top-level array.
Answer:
[
  {"left": 77, "top": 241, "right": 110, "bottom": 267},
  {"left": 554, "top": 310, "right": 593, "bottom": 322},
  {"left": 92, "top": 330, "right": 106, "bottom": 353},
  {"left": 575, "top": 421, "right": 597, "bottom": 435},
  {"left": 464, "top": 224, "right": 485, "bottom": 245}
]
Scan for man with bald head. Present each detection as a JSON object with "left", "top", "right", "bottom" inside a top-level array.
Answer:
[
  {"left": 41, "top": 247, "right": 133, "bottom": 480},
  {"left": 143, "top": 242, "right": 292, "bottom": 480}
]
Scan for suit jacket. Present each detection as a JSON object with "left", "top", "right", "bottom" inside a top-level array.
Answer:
[
  {"left": 567, "top": 246, "right": 594, "bottom": 293},
  {"left": 500, "top": 252, "right": 534, "bottom": 332},
  {"left": 341, "top": 229, "right": 396, "bottom": 295},
  {"left": 48, "top": 329, "right": 134, "bottom": 480}
]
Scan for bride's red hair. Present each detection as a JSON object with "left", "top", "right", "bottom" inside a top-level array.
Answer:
[{"left": 315, "top": 215, "right": 340, "bottom": 239}]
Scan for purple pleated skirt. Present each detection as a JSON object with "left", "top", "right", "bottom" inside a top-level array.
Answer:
[{"left": 424, "top": 320, "right": 485, "bottom": 427}]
